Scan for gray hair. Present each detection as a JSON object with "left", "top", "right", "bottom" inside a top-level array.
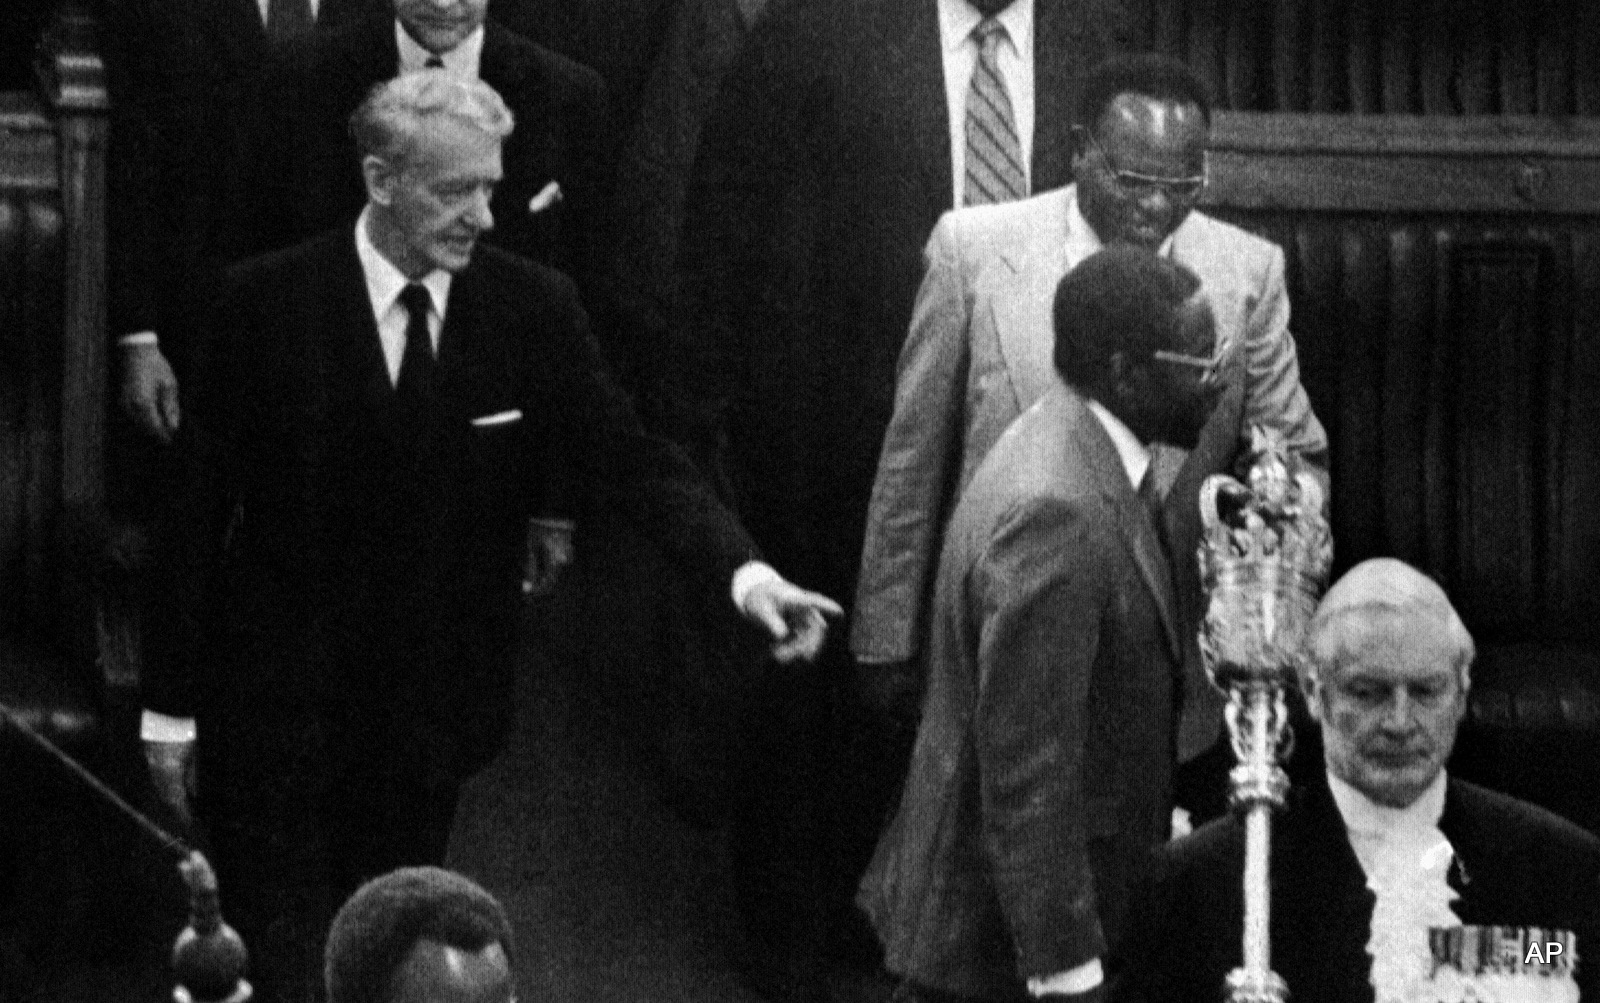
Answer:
[
  {"left": 1304, "top": 557, "right": 1476, "bottom": 687},
  {"left": 349, "top": 70, "right": 513, "bottom": 168}
]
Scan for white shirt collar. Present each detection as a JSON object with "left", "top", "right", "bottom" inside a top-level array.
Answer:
[
  {"left": 1063, "top": 184, "right": 1180, "bottom": 267},
  {"left": 395, "top": 21, "right": 484, "bottom": 77},
  {"left": 355, "top": 206, "right": 453, "bottom": 329},
  {"left": 1328, "top": 768, "right": 1449, "bottom": 838},
  {"left": 939, "top": 0, "right": 1032, "bottom": 57},
  {"left": 1085, "top": 398, "right": 1150, "bottom": 491}
]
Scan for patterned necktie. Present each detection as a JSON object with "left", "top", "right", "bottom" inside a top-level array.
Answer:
[
  {"left": 397, "top": 284, "right": 436, "bottom": 405},
  {"left": 963, "top": 17, "right": 1027, "bottom": 206},
  {"left": 264, "top": 0, "right": 314, "bottom": 44}
]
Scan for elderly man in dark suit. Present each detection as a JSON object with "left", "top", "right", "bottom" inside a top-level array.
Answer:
[
  {"left": 859, "top": 246, "right": 1225, "bottom": 1003},
  {"left": 139, "top": 72, "right": 840, "bottom": 1003},
  {"left": 670, "top": 0, "right": 1143, "bottom": 985},
  {"left": 1115, "top": 558, "right": 1600, "bottom": 1003},
  {"left": 273, "top": 0, "right": 610, "bottom": 304}
]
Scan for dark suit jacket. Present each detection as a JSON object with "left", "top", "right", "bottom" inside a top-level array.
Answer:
[
  {"left": 106, "top": 0, "right": 383, "bottom": 358},
  {"left": 1115, "top": 774, "right": 1600, "bottom": 1003},
  {"left": 669, "top": 0, "right": 1139, "bottom": 606},
  {"left": 858, "top": 383, "right": 1183, "bottom": 998},
  {"left": 140, "top": 227, "right": 756, "bottom": 774},
  {"left": 277, "top": 14, "right": 610, "bottom": 302}
]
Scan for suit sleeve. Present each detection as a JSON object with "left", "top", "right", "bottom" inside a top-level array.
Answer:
[
  {"left": 139, "top": 273, "right": 259, "bottom": 716},
  {"left": 973, "top": 497, "right": 1114, "bottom": 978},
  {"left": 540, "top": 272, "right": 759, "bottom": 591},
  {"left": 850, "top": 213, "right": 973, "bottom": 663},
  {"left": 1238, "top": 245, "right": 1328, "bottom": 469}
]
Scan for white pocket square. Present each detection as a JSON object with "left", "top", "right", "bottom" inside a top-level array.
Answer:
[
  {"left": 528, "top": 181, "right": 563, "bottom": 214},
  {"left": 471, "top": 409, "right": 523, "bottom": 427}
]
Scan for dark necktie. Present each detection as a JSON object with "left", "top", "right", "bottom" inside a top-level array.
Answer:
[
  {"left": 1137, "top": 464, "right": 1168, "bottom": 544},
  {"left": 425, "top": 55, "right": 445, "bottom": 69},
  {"left": 967, "top": 0, "right": 1015, "bottom": 16},
  {"left": 264, "top": 0, "right": 314, "bottom": 44},
  {"left": 396, "top": 284, "right": 435, "bottom": 405},
  {"left": 963, "top": 17, "right": 1027, "bottom": 206}
]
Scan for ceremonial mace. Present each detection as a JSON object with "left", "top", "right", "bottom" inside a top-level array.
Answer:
[
  {"left": 0, "top": 702, "right": 250, "bottom": 1002},
  {"left": 1196, "top": 428, "right": 1332, "bottom": 1003}
]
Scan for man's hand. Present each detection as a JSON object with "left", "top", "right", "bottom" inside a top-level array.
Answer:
[
  {"left": 121, "top": 343, "right": 181, "bottom": 441},
  {"left": 522, "top": 518, "right": 576, "bottom": 598},
  {"left": 740, "top": 577, "right": 844, "bottom": 663},
  {"left": 144, "top": 738, "right": 197, "bottom": 830}
]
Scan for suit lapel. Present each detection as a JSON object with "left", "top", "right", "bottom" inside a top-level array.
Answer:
[
  {"left": 323, "top": 233, "right": 394, "bottom": 413},
  {"left": 989, "top": 190, "right": 1072, "bottom": 423},
  {"left": 871, "top": 0, "right": 956, "bottom": 216},
  {"left": 1067, "top": 391, "right": 1183, "bottom": 664},
  {"left": 1274, "top": 778, "right": 1380, "bottom": 1002}
]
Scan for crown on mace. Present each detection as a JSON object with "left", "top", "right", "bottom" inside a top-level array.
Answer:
[{"left": 1197, "top": 426, "right": 1334, "bottom": 689}]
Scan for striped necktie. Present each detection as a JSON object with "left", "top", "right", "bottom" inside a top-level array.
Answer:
[
  {"left": 963, "top": 17, "right": 1027, "bottom": 206},
  {"left": 265, "top": 0, "right": 314, "bottom": 44}
]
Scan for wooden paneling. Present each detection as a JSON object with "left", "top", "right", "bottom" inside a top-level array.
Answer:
[
  {"left": 1198, "top": 113, "right": 1600, "bottom": 663},
  {"left": 0, "top": 98, "right": 64, "bottom": 633},
  {"left": 1148, "top": 0, "right": 1600, "bottom": 115}
]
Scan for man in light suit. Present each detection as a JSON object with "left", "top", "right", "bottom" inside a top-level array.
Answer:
[
  {"left": 139, "top": 72, "right": 840, "bottom": 1003},
  {"left": 852, "top": 55, "right": 1327, "bottom": 783},
  {"left": 1115, "top": 559, "right": 1600, "bottom": 1003},
  {"left": 670, "top": 2, "right": 1143, "bottom": 983},
  {"left": 860, "top": 247, "right": 1224, "bottom": 1003}
]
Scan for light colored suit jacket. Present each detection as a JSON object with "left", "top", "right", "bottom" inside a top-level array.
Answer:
[
  {"left": 859, "top": 383, "right": 1182, "bottom": 997},
  {"left": 851, "top": 185, "right": 1328, "bottom": 675}
]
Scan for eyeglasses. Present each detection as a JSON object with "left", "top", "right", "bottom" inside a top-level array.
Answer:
[
  {"left": 1082, "top": 129, "right": 1207, "bottom": 201},
  {"left": 1152, "top": 346, "right": 1226, "bottom": 385}
]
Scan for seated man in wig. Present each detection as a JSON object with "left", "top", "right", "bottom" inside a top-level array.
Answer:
[{"left": 1116, "top": 558, "right": 1600, "bottom": 1003}]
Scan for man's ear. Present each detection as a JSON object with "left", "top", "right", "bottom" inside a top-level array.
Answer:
[
  {"left": 1069, "top": 124, "right": 1090, "bottom": 169},
  {"left": 1107, "top": 349, "right": 1134, "bottom": 398},
  {"left": 362, "top": 154, "right": 395, "bottom": 207},
  {"left": 1301, "top": 666, "right": 1325, "bottom": 724}
]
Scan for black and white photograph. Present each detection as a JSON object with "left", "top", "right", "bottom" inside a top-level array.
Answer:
[{"left": 0, "top": 1, "right": 1598, "bottom": 1001}]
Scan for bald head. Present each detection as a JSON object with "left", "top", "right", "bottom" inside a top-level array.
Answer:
[{"left": 1303, "top": 559, "right": 1475, "bottom": 808}]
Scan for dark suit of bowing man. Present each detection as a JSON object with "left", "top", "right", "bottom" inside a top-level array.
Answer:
[
  {"left": 137, "top": 71, "right": 841, "bottom": 1003},
  {"left": 860, "top": 247, "right": 1225, "bottom": 1003}
]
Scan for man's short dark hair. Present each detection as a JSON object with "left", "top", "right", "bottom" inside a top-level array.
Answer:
[
  {"left": 1075, "top": 53, "right": 1214, "bottom": 134},
  {"left": 325, "top": 866, "right": 514, "bottom": 1003},
  {"left": 1052, "top": 245, "right": 1202, "bottom": 391}
]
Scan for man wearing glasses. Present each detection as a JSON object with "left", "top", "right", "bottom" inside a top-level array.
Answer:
[
  {"left": 851, "top": 54, "right": 1327, "bottom": 796},
  {"left": 860, "top": 248, "right": 1227, "bottom": 1003}
]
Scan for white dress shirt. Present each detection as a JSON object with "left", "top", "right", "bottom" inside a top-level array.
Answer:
[
  {"left": 395, "top": 21, "right": 485, "bottom": 77},
  {"left": 255, "top": 0, "right": 321, "bottom": 23},
  {"left": 937, "top": 0, "right": 1034, "bottom": 207},
  {"left": 1328, "top": 770, "right": 1461, "bottom": 1003},
  {"left": 354, "top": 207, "right": 451, "bottom": 384},
  {"left": 1061, "top": 184, "right": 1179, "bottom": 272}
]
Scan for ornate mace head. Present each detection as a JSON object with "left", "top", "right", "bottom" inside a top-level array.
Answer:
[{"left": 1197, "top": 426, "right": 1334, "bottom": 692}]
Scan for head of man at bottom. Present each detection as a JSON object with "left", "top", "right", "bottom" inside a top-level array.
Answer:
[
  {"left": 326, "top": 866, "right": 517, "bottom": 1003},
  {"left": 1302, "top": 557, "right": 1475, "bottom": 810},
  {"left": 353, "top": 70, "right": 511, "bottom": 279},
  {"left": 1053, "top": 244, "right": 1224, "bottom": 451}
]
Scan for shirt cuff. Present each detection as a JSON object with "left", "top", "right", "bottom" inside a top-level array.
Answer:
[
  {"left": 141, "top": 710, "right": 197, "bottom": 743},
  {"left": 730, "top": 560, "right": 782, "bottom": 612},
  {"left": 1028, "top": 958, "right": 1103, "bottom": 996},
  {"left": 119, "top": 331, "right": 159, "bottom": 348}
]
